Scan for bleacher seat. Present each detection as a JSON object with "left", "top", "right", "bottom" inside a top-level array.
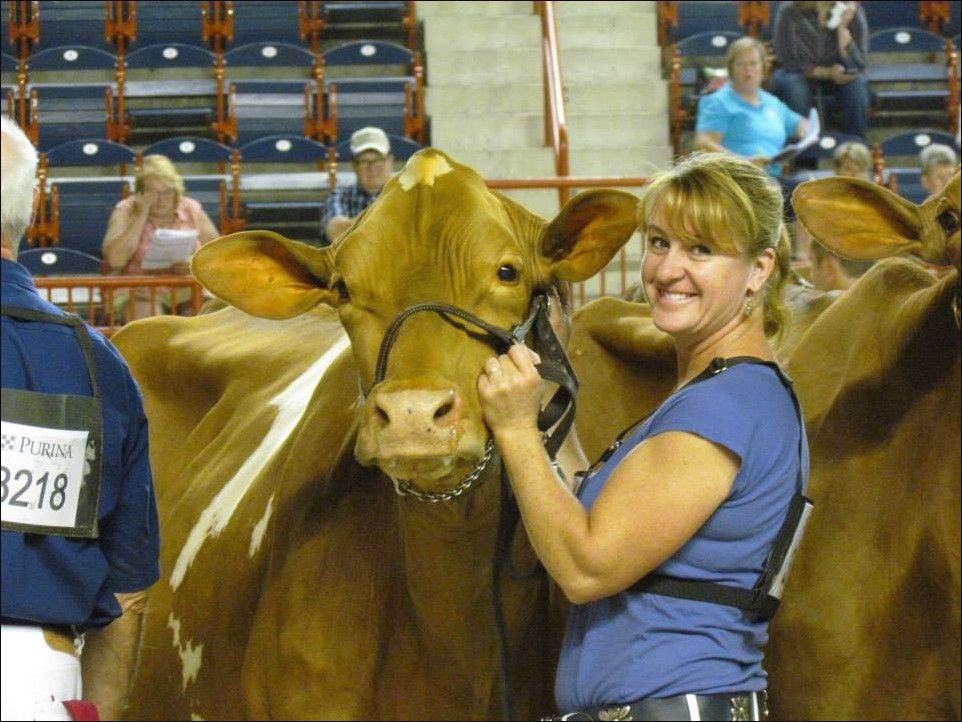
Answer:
[
  {"left": 230, "top": 1, "right": 302, "bottom": 46},
  {"left": 1, "top": 51, "right": 18, "bottom": 76},
  {"left": 19, "top": 246, "right": 103, "bottom": 275},
  {"left": 28, "top": 83, "right": 113, "bottom": 152},
  {"left": 18, "top": 247, "right": 104, "bottom": 320},
  {"left": 236, "top": 134, "right": 330, "bottom": 244},
  {"left": 665, "top": 1, "right": 742, "bottom": 43},
  {"left": 43, "top": 138, "right": 137, "bottom": 258},
  {"left": 667, "top": 30, "right": 741, "bottom": 156},
  {"left": 35, "top": 1, "right": 106, "bottom": 50},
  {"left": 129, "top": 1, "right": 206, "bottom": 50},
  {"left": 860, "top": 1, "right": 925, "bottom": 33},
  {"left": 867, "top": 26, "right": 955, "bottom": 128},
  {"left": 122, "top": 43, "right": 218, "bottom": 145},
  {"left": 321, "top": 39, "right": 423, "bottom": 142},
  {"left": 224, "top": 41, "right": 319, "bottom": 144},
  {"left": 322, "top": 1, "right": 413, "bottom": 45}
]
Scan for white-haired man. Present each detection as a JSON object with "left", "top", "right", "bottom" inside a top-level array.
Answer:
[
  {"left": 1, "top": 115, "right": 160, "bottom": 720},
  {"left": 320, "top": 126, "right": 396, "bottom": 243}
]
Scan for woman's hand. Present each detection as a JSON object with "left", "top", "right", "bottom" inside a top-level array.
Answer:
[
  {"left": 477, "top": 343, "right": 543, "bottom": 438},
  {"left": 829, "top": 63, "right": 855, "bottom": 85},
  {"left": 131, "top": 191, "right": 155, "bottom": 217}
]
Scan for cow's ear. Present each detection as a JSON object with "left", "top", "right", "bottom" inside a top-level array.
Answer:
[
  {"left": 793, "top": 178, "right": 923, "bottom": 261},
  {"left": 541, "top": 189, "right": 639, "bottom": 281},
  {"left": 191, "top": 231, "right": 339, "bottom": 319}
]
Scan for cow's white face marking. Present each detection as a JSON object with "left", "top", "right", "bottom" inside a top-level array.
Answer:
[
  {"left": 167, "top": 612, "right": 203, "bottom": 692},
  {"left": 170, "top": 333, "right": 351, "bottom": 591},
  {"left": 249, "top": 493, "right": 274, "bottom": 558},
  {"left": 399, "top": 153, "right": 453, "bottom": 190}
]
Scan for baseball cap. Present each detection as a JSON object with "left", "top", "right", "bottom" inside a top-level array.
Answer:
[{"left": 350, "top": 127, "right": 391, "bottom": 158}]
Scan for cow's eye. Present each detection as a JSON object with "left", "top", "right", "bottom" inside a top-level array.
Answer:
[
  {"left": 335, "top": 279, "right": 350, "bottom": 302},
  {"left": 937, "top": 209, "right": 959, "bottom": 235},
  {"left": 497, "top": 264, "right": 518, "bottom": 282}
]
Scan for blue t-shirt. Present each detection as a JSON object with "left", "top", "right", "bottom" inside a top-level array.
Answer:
[
  {"left": 696, "top": 82, "right": 802, "bottom": 176},
  {"left": 555, "top": 362, "right": 807, "bottom": 712},
  {"left": 1, "top": 258, "right": 160, "bottom": 628}
]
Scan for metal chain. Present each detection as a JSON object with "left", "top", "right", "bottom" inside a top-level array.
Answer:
[{"left": 390, "top": 438, "right": 495, "bottom": 502}]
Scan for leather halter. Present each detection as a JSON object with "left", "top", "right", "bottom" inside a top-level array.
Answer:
[{"left": 370, "top": 291, "right": 579, "bottom": 502}]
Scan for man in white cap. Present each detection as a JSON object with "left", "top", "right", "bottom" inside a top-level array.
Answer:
[{"left": 320, "top": 126, "right": 396, "bottom": 243}]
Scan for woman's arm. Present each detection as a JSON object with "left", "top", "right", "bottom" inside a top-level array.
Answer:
[
  {"left": 102, "top": 197, "right": 150, "bottom": 271},
  {"left": 192, "top": 199, "right": 220, "bottom": 244},
  {"left": 479, "top": 344, "right": 738, "bottom": 604}
]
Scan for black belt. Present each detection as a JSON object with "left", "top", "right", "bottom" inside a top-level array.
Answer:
[{"left": 548, "top": 691, "right": 768, "bottom": 721}]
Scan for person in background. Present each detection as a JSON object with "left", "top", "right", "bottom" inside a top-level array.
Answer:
[
  {"left": 831, "top": 140, "right": 873, "bottom": 180},
  {"left": 2, "top": 115, "right": 160, "bottom": 720},
  {"left": 320, "top": 126, "right": 396, "bottom": 244},
  {"left": 478, "top": 152, "right": 807, "bottom": 721},
  {"left": 102, "top": 154, "right": 219, "bottom": 321},
  {"left": 769, "top": 1, "right": 870, "bottom": 141},
  {"left": 809, "top": 239, "right": 873, "bottom": 291},
  {"left": 919, "top": 143, "right": 958, "bottom": 197},
  {"left": 695, "top": 36, "right": 810, "bottom": 178}
]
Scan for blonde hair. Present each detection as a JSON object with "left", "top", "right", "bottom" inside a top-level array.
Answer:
[
  {"left": 725, "top": 36, "right": 768, "bottom": 77},
  {"left": 832, "top": 141, "right": 872, "bottom": 176},
  {"left": 134, "top": 154, "right": 185, "bottom": 202},
  {"left": 919, "top": 143, "right": 958, "bottom": 176},
  {"left": 636, "top": 152, "right": 792, "bottom": 340},
  {"left": 1, "top": 115, "right": 38, "bottom": 248}
]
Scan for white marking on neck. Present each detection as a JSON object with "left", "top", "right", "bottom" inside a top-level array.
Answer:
[
  {"left": 167, "top": 612, "right": 204, "bottom": 692},
  {"left": 249, "top": 493, "right": 274, "bottom": 558},
  {"left": 170, "top": 334, "right": 351, "bottom": 590},
  {"left": 399, "top": 153, "right": 453, "bottom": 190}
]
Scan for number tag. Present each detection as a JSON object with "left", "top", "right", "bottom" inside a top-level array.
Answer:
[{"left": 1, "top": 420, "right": 89, "bottom": 530}]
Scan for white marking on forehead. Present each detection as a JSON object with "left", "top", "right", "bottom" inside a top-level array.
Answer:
[
  {"left": 399, "top": 153, "right": 453, "bottom": 190},
  {"left": 167, "top": 612, "right": 204, "bottom": 692},
  {"left": 170, "top": 333, "right": 351, "bottom": 590},
  {"left": 191, "top": 715, "right": 205, "bottom": 721},
  {"left": 249, "top": 493, "right": 274, "bottom": 558}
]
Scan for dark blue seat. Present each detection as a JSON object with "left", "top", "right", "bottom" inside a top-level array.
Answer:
[
  {"left": 19, "top": 247, "right": 103, "bottom": 275},
  {"left": 43, "top": 138, "right": 135, "bottom": 259},
  {"left": 29, "top": 83, "right": 112, "bottom": 152},
  {"left": 324, "top": 1, "right": 407, "bottom": 25},
  {"left": 224, "top": 42, "right": 318, "bottom": 144},
  {"left": 2, "top": 51, "right": 19, "bottom": 75},
  {"left": 230, "top": 1, "right": 301, "bottom": 45},
  {"left": 142, "top": 136, "right": 233, "bottom": 164},
  {"left": 322, "top": 40, "right": 419, "bottom": 141},
  {"left": 129, "top": 1, "right": 205, "bottom": 49},
  {"left": 27, "top": 44, "right": 116, "bottom": 72},
  {"left": 861, "top": 1, "right": 923, "bottom": 32},
  {"left": 667, "top": 1, "right": 742, "bottom": 43},
  {"left": 867, "top": 27, "right": 953, "bottom": 124},
  {"left": 237, "top": 134, "right": 330, "bottom": 245},
  {"left": 877, "top": 128, "right": 959, "bottom": 160},
  {"left": 36, "top": 2, "right": 106, "bottom": 49},
  {"left": 884, "top": 168, "right": 929, "bottom": 204}
]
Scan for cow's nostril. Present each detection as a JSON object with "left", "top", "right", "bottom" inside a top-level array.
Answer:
[
  {"left": 433, "top": 401, "right": 454, "bottom": 422},
  {"left": 373, "top": 405, "right": 390, "bottom": 428}
]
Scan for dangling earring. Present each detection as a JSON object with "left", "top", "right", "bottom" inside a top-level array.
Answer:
[{"left": 743, "top": 296, "right": 755, "bottom": 318}]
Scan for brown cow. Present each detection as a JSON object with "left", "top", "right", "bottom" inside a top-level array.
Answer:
[
  {"left": 570, "top": 174, "right": 960, "bottom": 720},
  {"left": 112, "top": 149, "right": 638, "bottom": 720}
]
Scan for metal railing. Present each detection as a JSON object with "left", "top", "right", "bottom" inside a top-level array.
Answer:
[{"left": 534, "top": 0, "right": 570, "bottom": 207}]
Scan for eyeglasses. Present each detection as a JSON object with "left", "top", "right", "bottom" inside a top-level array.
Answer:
[
  {"left": 355, "top": 158, "right": 387, "bottom": 170},
  {"left": 145, "top": 188, "right": 176, "bottom": 198}
]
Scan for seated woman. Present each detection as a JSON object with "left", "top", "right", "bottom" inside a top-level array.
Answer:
[
  {"left": 695, "top": 36, "right": 811, "bottom": 260},
  {"left": 695, "top": 36, "right": 809, "bottom": 177},
  {"left": 102, "top": 154, "right": 219, "bottom": 322}
]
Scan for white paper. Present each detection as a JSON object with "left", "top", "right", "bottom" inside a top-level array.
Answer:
[
  {"left": 141, "top": 228, "right": 198, "bottom": 270},
  {"left": 769, "top": 108, "right": 820, "bottom": 165}
]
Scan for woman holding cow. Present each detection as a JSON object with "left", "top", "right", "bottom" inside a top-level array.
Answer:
[{"left": 478, "top": 152, "right": 809, "bottom": 721}]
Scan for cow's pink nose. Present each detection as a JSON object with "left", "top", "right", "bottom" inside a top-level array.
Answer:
[{"left": 370, "top": 388, "right": 462, "bottom": 432}]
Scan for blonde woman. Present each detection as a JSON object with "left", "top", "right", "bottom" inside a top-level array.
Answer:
[
  {"left": 478, "top": 153, "right": 807, "bottom": 721},
  {"left": 102, "top": 154, "right": 219, "bottom": 320}
]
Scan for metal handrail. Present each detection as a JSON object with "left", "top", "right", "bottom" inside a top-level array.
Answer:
[{"left": 534, "top": 0, "right": 570, "bottom": 207}]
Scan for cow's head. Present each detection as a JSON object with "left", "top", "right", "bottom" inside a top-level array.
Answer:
[
  {"left": 192, "top": 149, "right": 638, "bottom": 497},
  {"left": 792, "top": 171, "right": 960, "bottom": 272}
]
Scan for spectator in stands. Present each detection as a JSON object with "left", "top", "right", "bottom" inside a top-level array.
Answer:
[
  {"left": 831, "top": 140, "right": 873, "bottom": 180},
  {"left": 320, "top": 126, "right": 396, "bottom": 244},
  {"left": 695, "top": 36, "right": 810, "bottom": 177},
  {"left": 2, "top": 115, "right": 160, "bottom": 720},
  {"left": 919, "top": 143, "right": 958, "bottom": 196},
  {"left": 102, "top": 154, "right": 219, "bottom": 321},
  {"left": 809, "top": 239, "right": 873, "bottom": 291},
  {"left": 769, "top": 1, "right": 871, "bottom": 141}
]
